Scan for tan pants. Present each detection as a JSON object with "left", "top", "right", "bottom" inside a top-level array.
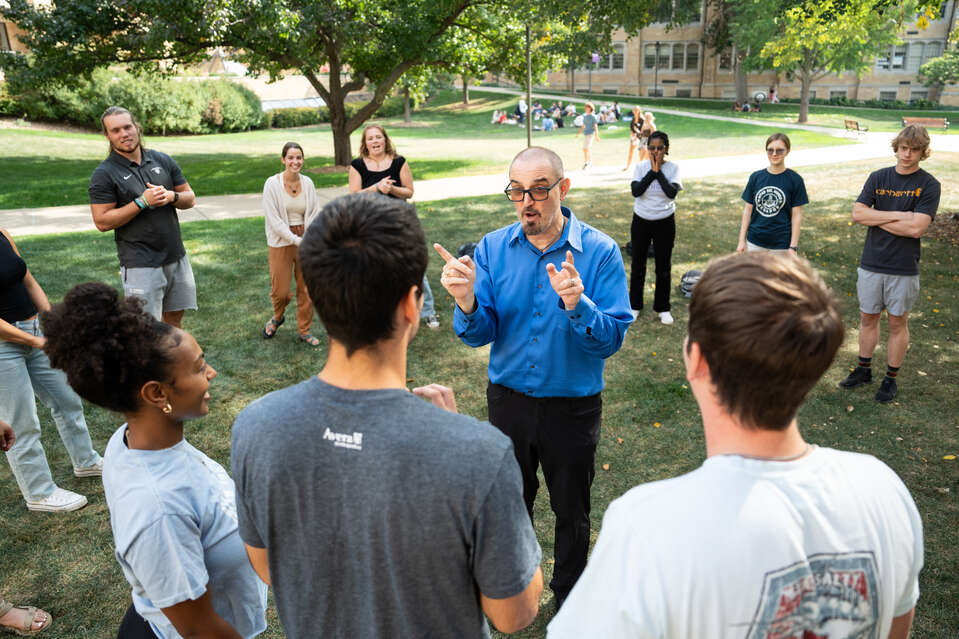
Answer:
[{"left": 269, "top": 245, "right": 313, "bottom": 335}]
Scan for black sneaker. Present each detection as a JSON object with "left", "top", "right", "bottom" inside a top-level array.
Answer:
[
  {"left": 838, "top": 366, "right": 872, "bottom": 389},
  {"left": 875, "top": 376, "right": 897, "bottom": 403}
]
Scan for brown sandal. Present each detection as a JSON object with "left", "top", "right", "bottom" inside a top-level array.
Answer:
[{"left": 0, "top": 598, "right": 52, "bottom": 636}]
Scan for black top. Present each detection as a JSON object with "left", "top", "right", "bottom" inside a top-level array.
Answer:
[
  {"left": 350, "top": 156, "right": 406, "bottom": 198},
  {"left": 856, "top": 167, "right": 940, "bottom": 276},
  {"left": 0, "top": 233, "right": 37, "bottom": 323},
  {"left": 630, "top": 118, "right": 642, "bottom": 137},
  {"left": 89, "top": 149, "right": 188, "bottom": 268}
]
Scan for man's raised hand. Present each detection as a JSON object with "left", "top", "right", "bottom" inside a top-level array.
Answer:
[
  {"left": 434, "top": 243, "right": 476, "bottom": 313},
  {"left": 412, "top": 384, "right": 459, "bottom": 413},
  {"left": 546, "top": 250, "right": 583, "bottom": 310}
]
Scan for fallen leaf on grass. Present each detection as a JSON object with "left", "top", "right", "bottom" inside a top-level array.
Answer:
[
  {"left": 616, "top": 437, "right": 624, "bottom": 444},
  {"left": 653, "top": 422, "right": 661, "bottom": 428},
  {"left": 602, "top": 463, "right": 610, "bottom": 471},
  {"left": 917, "top": 370, "right": 928, "bottom": 376},
  {"left": 846, "top": 405, "right": 854, "bottom": 412},
  {"left": 944, "top": 455, "right": 956, "bottom": 461}
]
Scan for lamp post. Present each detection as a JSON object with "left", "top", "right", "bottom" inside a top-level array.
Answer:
[{"left": 653, "top": 41, "right": 661, "bottom": 98}]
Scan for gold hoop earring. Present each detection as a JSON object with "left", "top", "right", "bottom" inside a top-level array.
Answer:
[{"left": 162, "top": 403, "right": 172, "bottom": 415}]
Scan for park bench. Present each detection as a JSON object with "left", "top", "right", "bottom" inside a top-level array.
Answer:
[
  {"left": 901, "top": 116, "right": 949, "bottom": 130},
  {"left": 844, "top": 119, "right": 869, "bottom": 136}
]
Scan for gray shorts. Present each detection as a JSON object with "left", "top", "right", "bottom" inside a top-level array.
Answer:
[
  {"left": 857, "top": 267, "right": 919, "bottom": 317},
  {"left": 746, "top": 241, "right": 792, "bottom": 256},
  {"left": 122, "top": 254, "right": 198, "bottom": 319}
]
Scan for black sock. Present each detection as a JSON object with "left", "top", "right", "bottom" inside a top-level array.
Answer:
[
  {"left": 886, "top": 365, "right": 900, "bottom": 379},
  {"left": 858, "top": 356, "right": 872, "bottom": 369}
]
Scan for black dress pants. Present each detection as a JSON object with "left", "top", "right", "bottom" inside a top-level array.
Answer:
[
  {"left": 629, "top": 213, "right": 675, "bottom": 312},
  {"left": 117, "top": 604, "right": 158, "bottom": 639},
  {"left": 486, "top": 382, "right": 602, "bottom": 600}
]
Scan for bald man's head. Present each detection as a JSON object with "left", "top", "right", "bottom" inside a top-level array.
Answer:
[{"left": 510, "top": 147, "right": 565, "bottom": 182}]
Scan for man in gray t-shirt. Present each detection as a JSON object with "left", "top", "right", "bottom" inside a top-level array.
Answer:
[{"left": 231, "top": 192, "right": 543, "bottom": 639}]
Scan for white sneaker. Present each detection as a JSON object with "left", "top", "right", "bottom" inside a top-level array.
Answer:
[
  {"left": 26, "top": 487, "right": 88, "bottom": 512},
  {"left": 630, "top": 309, "right": 640, "bottom": 321},
  {"left": 659, "top": 311, "right": 674, "bottom": 325},
  {"left": 425, "top": 314, "right": 440, "bottom": 330},
  {"left": 74, "top": 458, "right": 104, "bottom": 477}
]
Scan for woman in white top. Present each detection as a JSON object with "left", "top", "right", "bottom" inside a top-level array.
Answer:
[
  {"left": 262, "top": 142, "right": 321, "bottom": 346},
  {"left": 629, "top": 131, "right": 682, "bottom": 325}
]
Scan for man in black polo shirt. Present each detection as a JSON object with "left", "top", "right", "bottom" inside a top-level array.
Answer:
[
  {"left": 840, "top": 124, "right": 940, "bottom": 403},
  {"left": 89, "top": 106, "right": 198, "bottom": 327}
]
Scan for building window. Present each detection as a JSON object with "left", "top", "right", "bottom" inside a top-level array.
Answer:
[
  {"left": 676, "top": 88, "right": 692, "bottom": 97},
  {"left": 892, "top": 44, "right": 907, "bottom": 69},
  {"left": 910, "top": 90, "right": 929, "bottom": 102},
  {"left": 830, "top": 90, "right": 848, "bottom": 99},
  {"left": 648, "top": 87, "right": 664, "bottom": 97},
  {"left": 610, "top": 43, "right": 625, "bottom": 70},
  {"left": 876, "top": 51, "right": 890, "bottom": 70},
  {"left": 686, "top": 44, "right": 699, "bottom": 71},
  {"left": 672, "top": 44, "right": 684, "bottom": 70},
  {"left": 658, "top": 46, "right": 670, "bottom": 70},
  {"left": 879, "top": 90, "right": 898, "bottom": 101},
  {"left": 908, "top": 42, "right": 924, "bottom": 71},
  {"left": 718, "top": 49, "right": 732, "bottom": 71},
  {"left": 644, "top": 44, "right": 657, "bottom": 70},
  {"left": 0, "top": 23, "right": 11, "bottom": 52}
]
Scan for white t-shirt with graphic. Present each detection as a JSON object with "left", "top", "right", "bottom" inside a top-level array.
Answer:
[{"left": 548, "top": 446, "right": 923, "bottom": 639}]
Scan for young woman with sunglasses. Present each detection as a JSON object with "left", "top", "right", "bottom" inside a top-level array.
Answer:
[{"left": 737, "top": 133, "right": 809, "bottom": 254}]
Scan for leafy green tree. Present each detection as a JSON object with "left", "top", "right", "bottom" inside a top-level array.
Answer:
[
  {"left": 919, "top": 27, "right": 959, "bottom": 102},
  {"left": 745, "top": 0, "right": 923, "bottom": 122}
]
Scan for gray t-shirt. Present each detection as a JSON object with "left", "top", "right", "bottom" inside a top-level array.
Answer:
[{"left": 231, "top": 377, "right": 542, "bottom": 639}]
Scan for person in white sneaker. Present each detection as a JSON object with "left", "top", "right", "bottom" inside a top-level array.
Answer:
[
  {"left": 628, "top": 131, "right": 680, "bottom": 325},
  {"left": 43, "top": 282, "right": 267, "bottom": 639},
  {"left": 548, "top": 253, "right": 923, "bottom": 639},
  {"left": 0, "top": 227, "right": 101, "bottom": 513}
]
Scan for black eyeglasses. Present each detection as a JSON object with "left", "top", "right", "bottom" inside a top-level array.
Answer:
[
  {"left": 647, "top": 145, "right": 665, "bottom": 151},
  {"left": 504, "top": 177, "right": 563, "bottom": 202},
  {"left": 766, "top": 147, "right": 787, "bottom": 155}
]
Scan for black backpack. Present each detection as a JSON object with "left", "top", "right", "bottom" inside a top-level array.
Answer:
[{"left": 679, "top": 270, "right": 702, "bottom": 298}]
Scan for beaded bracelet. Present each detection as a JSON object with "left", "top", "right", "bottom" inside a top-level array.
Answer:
[{"left": 134, "top": 197, "right": 147, "bottom": 210}]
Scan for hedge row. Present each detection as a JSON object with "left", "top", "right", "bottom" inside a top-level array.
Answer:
[
  {"left": 0, "top": 69, "right": 408, "bottom": 133},
  {"left": 780, "top": 96, "right": 945, "bottom": 110}
]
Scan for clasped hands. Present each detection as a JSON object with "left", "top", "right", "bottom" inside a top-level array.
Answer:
[
  {"left": 141, "top": 182, "right": 177, "bottom": 207},
  {"left": 434, "top": 244, "right": 583, "bottom": 312}
]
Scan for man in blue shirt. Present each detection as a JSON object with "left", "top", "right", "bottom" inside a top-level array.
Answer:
[{"left": 435, "top": 147, "right": 632, "bottom": 609}]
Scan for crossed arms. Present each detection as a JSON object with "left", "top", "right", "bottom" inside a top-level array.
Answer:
[{"left": 852, "top": 203, "right": 931, "bottom": 239}]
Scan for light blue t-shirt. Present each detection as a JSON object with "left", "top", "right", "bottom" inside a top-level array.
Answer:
[
  {"left": 583, "top": 113, "right": 597, "bottom": 135},
  {"left": 102, "top": 425, "right": 268, "bottom": 639}
]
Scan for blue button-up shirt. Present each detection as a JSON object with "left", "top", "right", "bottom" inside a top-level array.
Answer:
[{"left": 454, "top": 207, "right": 632, "bottom": 397}]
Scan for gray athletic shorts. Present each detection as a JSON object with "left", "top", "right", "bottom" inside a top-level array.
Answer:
[
  {"left": 857, "top": 267, "right": 919, "bottom": 317},
  {"left": 121, "top": 254, "right": 198, "bottom": 319}
]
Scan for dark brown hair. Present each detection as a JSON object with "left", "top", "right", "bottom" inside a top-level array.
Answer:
[
  {"left": 765, "top": 132, "right": 791, "bottom": 152},
  {"left": 687, "top": 252, "right": 843, "bottom": 430},
  {"left": 281, "top": 142, "right": 304, "bottom": 159},
  {"left": 359, "top": 125, "right": 396, "bottom": 158}
]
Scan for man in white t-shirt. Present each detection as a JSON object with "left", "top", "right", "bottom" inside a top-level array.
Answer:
[{"left": 549, "top": 252, "right": 924, "bottom": 639}]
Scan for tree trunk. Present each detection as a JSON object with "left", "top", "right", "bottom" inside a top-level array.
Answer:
[
  {"left": 329, "top": 101, "right": 353, "bottom": 166},
  {"left": 404, "top": 86, "right": 412, "bottom": 123},
  {"left": 734, "top": 55, "right": 748, "bottom": 103},
  {"left": 462, "top": 75, "right": 470, "bottom": 104},
  {"left": 798, "top": 72, "right": 811, "bottom": 124}
]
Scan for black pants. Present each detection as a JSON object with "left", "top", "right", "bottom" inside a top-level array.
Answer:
[
  {"left": 630, "top": 213, "right": 675, "bottom": 312},
  {"left": 117, "top": 604, "right": 158, "bottom": 639},
  {"left": 487, "top": 382, "right": 602, "bottom": 599}
]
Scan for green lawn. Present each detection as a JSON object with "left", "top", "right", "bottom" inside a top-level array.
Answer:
[
  {"left": 1, "top": 154, "right": 956, "bottom": 638},
  {"left": 526, "top": 88, "right": 959, "bottom": 134},
  {"left": 0, "top": 89, "right": 850, "bottom": 209}
]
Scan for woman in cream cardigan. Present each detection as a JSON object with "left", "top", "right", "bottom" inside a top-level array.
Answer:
[{"left": 262, "top": 142, "right": 321, "bottom": 346}]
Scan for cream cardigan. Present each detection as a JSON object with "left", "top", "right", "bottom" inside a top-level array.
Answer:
[{"left": 263, "top": 173, "right": 321, "bottom": 247}]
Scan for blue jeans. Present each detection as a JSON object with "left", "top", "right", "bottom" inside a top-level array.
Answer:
[
  {"left": 420, "top": 275, "right": 435, "bottom": 318},
  {"left": 0, "top": 318, "right": 101, "bottom": 501}
]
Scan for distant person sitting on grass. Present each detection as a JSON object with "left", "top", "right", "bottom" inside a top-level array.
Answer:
[
  {"left": 231, "top": 192, "right": 543, "bottom": 639},
  {"left": 549, "top": 252, "right": 924, "bottom": 639},
  {"left": 42, "top": 282, "right": 268, "bottom": 639},
  {"left": 839, "top": 124, "right": 940, "bottom": 404}
]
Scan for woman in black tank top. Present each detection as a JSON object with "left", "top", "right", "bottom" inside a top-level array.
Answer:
[
  {"left": 0, "top": 227, "right": 101, "bottom": 513},
  {"left": 347, "top": 126, "right": 440, "bottom": 329}
]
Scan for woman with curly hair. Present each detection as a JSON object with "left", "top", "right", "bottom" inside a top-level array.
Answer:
[
  {"left": 43, "top": 282, "right": 267, "bottom": 639},
  {"left": 1, "top": 227, "right": 101, "bottom": 513}
]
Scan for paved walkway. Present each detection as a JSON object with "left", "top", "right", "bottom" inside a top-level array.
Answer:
[{"left": 3, "top": 90, "right": 956, "bottom": 237}]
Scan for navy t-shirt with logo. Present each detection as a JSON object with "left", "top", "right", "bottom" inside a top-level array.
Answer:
[
  {"left": 742, "top": 168, "right": 809, "bottom": 249},
  {"left": 89, "top": 149, "right": 187, "bottom": 268},
  {"left": 856, "top": 166, "right": 940, "bottom": 276}
]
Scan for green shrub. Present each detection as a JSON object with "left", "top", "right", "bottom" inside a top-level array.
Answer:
[
  {"left": 267, "top": 95, "right": 406, "bottom": 128},
  {"left": 780, "top": 95, "right": 947, "bottom": 110},
  {"left": 3, "top": 69, "right": 265, "bottom": 133}
]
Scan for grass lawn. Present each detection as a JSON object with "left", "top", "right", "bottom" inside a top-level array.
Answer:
[
  {"left": 0, "top": 89, "right": 849, "bottom": 209},
  {"left": 527, "top": 88, "right": 959, "bottom": 134},
  {"left": 1, "top": 155, "right": 956, "bottom": 638}
]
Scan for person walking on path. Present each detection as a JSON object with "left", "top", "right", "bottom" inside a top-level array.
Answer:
[
  {"left": 549, "top": 252, "right": 924, "bottom": 639},
  {"left": 839, "top": 124, "right": 940, "bottom": 404},
  {"left": 1, "top": 227, "right": 101, "bottom": 513},
  {"left": 576, "top": 103, "right": 599, "bottom": 169},
  {"left": 232, "top": 193, "right": 543, "bottom": 639},
  {"left": 89, "top": 106, "right": 198, "bottom": 328},
  {"left": 262, "top": 142, "right": 322, "bottom": 346},
  {"left": 349, "top": 125, "right": 441, "bottom": 329},
  {"left": 435, "top": 146, "right": 631, "bottom": 609},
  {"left": 736, "top": 133, "right": 808, "bottom": 255},
  {"left": 629, "top": 131, "right": 681, "bottom": 325},
  {"left": 43, "top": 282, "right": 268, "bottom": 639}
]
